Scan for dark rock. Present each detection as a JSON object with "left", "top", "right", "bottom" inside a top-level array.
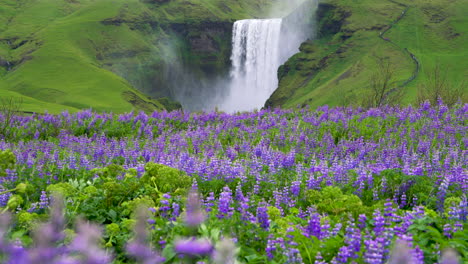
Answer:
[
  {"left": 122, "top": 91, "right": 163, "bottom": 112},
  {"left": 189, "top": 33, "right": 219, "bottom": 53},
  {"left": 317, "top": 3, "right": 350, "bottom": 37},
  {"left": 0, "top": 57, "right": 8, "bottom": 67}
]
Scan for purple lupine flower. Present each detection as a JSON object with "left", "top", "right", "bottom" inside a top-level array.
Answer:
[
  {"left": 28, "top": 196, "right": 66, "bottom": 264},
  {"left": 217, "top": 186, "right": 233, "bottom": 219},
  {"left": 70, "top": 219, "right": 112, "bottom": 264},
  {"left": 39, "top": 191, "right": 49, "bottom": 209},
  {"left": 290, "top": 180, "right": 301, "bottom": 197},
  {"left": 266, "top": 236, "right": 276, "bottom": 260},
  {"left": 315, "top": 252, "right": 326, "bottom": 264},
  {"left": 364, "top": 239, "right": 384, "bottom": 264},
  {"left": 443, "top": 224, "right": 453, "bottom": 238},
  {"left": 204, "top": 192, "right": 215, "bottom": 212},
  {"left": 335, "top": 246, "right": 353, "bottom": 264},
  {"left": 256, "top": 203, "right": 270, "bottom": 229},
  {"left": 284, "top": 246, "right": 303, "bottom": 264},
  {"left": 306, "top": 213, "right": 321, "bottom": 238},
  {"left": 372, "top": 209, "right": 385, "bottom": 237},
  {"left": 344, "top": 223, "right": 361, "bottom": 259},
  {"left": 174, "top": 237, "right": 214, "bottom": 257},
  {"left": 331, "top": 223, "right": 342, "bottom": 236},
  {"left": 358, "top": 214, "right": 367, "bottom": 229},
  {"left": 184, "top": 191, "right": 206, "bottom": 227},
  {"left": 159, "top": 193, "right": 171, "bottom": 218},
  {"left": 126, "top": 207, "right": 164, "bottom": 264},
  {"left": 0, "top": 187, "right": 11, "bottom": 207},
  {"left": 171, "top": 202, "right": 180, "bottom": 220}
]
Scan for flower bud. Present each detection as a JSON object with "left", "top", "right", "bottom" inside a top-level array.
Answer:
[
  {"left": 15, "top": 183, "right": 28, "bottom": 194},
  {"left": 7, "top": 195, "right": 24, "bottom": 210}
]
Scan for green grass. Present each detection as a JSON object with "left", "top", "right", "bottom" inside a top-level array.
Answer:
[
  {"left": 269, "top": 0, "right": 467, "bottom": 108},
  {"left": 0, "top": 89, "right": 78, "bottom": 113},
  {"left": 1, "top": 0, "right": 465, "bottom": 113},
  {"left": 0, "top": 0, "right": 271, "bottom": 113},
  {"left": 0, "top": 0, "right": 155, "bottom": 113}
]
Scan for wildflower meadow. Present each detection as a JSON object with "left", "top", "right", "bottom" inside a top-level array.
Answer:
[{"left": 0, "top": 101, "right": 467, "bottom": 263}]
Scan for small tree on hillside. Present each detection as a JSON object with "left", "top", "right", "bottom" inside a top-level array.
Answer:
[
  {"left": 0, "top": 97, "right": 23, "bottom": 139},
  {"left": 417, "top": 64, "right": 466, "bottom": 107},
  {"left": 361, "top": 57, "right": 404, "bottom": 108}
]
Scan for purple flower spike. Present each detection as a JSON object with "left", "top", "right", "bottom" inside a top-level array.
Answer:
[{"left": 174, "top": 237, "right": 214, "bottom": 257}]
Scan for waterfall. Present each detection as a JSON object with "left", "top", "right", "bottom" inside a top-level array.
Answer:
[
  {"left": 219, "top": 19, "right": 283, "bottom": 112},
  {"left": 172, "top": 0, "right": 317, "bottom": 112}
]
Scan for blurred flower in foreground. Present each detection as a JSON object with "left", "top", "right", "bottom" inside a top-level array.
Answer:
[
  {"left": 212, "top": 238, "right": 239, "bottom": 264},
  {"left": 127, "top": 206, "right": 165, "bottom": 264},
  {"left": 388, "top": 241, "right": 415, "bottom": 264},
  {"left": 441, "top": 248, "right": 460, "bottom": 264},
  {"left": 70, "top": 219, "right": 112, "bottom": 264},
  {"left": 28, "top": 195, "right": 66, "bottom": 264},
  {"left": 184, "top": 190, "right": 206, "bottom": 227},
  {"left": 174, "top": 237, "right": 214, "bottom": 257}
]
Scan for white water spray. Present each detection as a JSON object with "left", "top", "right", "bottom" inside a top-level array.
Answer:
[
  {"left": 172, "top": 0, "right": 318, "bottom": 112},
  {"left": 219, "top": 19, "right": 283, "bottom": 112},
  {"left": 217, "top": 0, "right": 318, "bottom": 112}
]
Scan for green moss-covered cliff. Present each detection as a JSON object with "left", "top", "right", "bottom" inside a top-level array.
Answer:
[
  {"left": 0, "top": 0, "right": 277, "bottom": 113},
  {"left": 266, "top": 0, "right": 467, "bottom": 108}
]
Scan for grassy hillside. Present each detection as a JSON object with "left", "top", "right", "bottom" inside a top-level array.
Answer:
[
  {"left": 267, "top": 0, "right": 467, "bottom": 108},
  {"left": 0, "top": 0, "right": 275, "bottom": 113},
  {"left": 1, "top": 0, "right": 465, "bottom": 113}
]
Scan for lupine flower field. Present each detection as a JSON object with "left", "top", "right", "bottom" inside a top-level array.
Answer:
[{"left": 0, "top": 101, "right": 467, "bottom": 263}]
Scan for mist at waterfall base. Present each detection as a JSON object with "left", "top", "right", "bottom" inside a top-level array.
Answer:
[{"left": 173, "top": 0, "right": 318, "bottom": 113}]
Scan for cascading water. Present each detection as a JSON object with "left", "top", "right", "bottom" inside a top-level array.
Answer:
[
  {"left": 219, "top": 19, "right": 283, "bottom": 112},
  {"left": 172, "top": 0, "right": 318, "bottom": 112},
  {"left": 217, "top": 0, "right": 318, "bottom": 112}
]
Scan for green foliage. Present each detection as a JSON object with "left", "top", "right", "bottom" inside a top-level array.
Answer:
[
  {"left": 269, "top": 0, "right": 467, "bottom": 109},
  {"left": 94, "top": 164, "right": 126, "bottom": 179},
  {"left": 6, "top": 194, "right": 23, "bottom": 210},
  {"left": 16, "top": 211, "right": 41, "bottom": 230},
  {"left": 142, "top": 162, "right": 191, "bottom": 194},
  {"left": 306, "top": 186, "right": 368, "bottom": 218},
  {"left": 121, "top": 196, "right": 156, "bottom": 217},
  {"left": 46, "top": 183, "right": 76, "bottom": 197},
  {"left": 0, "top": 149, "right": 16, "bottom": 177},
  {"left": 409, "top": 214, "right": 468, "bottom": 261}
]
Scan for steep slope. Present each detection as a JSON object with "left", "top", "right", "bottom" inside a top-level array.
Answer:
[
  {"left": 0, "top": 0, "right": 276, "bottom": 113},
  {"left": 0, "top": 0, "right": 164, "bottom": 113},
  {"left": 266, "top": 0, "right": 467, "bottom": 108}
]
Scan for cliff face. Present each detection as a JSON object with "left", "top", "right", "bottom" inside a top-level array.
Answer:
[
  {"left": 97, "top": 17, "right": 234, "bottom": 101},
  {"left": 167, "top": 21, "right": 233, "bottom": 79},
  {"left": 265, "top": 2, "right": 349, "bottom": 108}
]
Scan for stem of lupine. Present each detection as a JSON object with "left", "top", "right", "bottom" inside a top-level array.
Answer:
[{"left": 0, "top": 188, "right": 16, "bottom": 196}]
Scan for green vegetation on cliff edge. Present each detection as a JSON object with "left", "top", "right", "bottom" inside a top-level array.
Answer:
[{"left": 267, "top": 0, "right": 467, "bottom": 108}]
